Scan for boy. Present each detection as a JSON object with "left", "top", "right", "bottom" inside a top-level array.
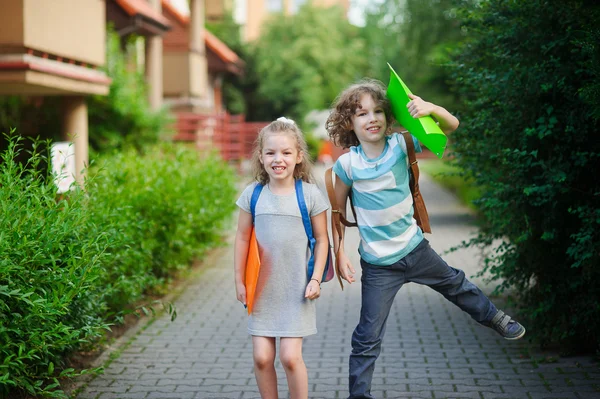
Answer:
[{"left": 326, "top": 79, "right": 525, "bottom": 399}]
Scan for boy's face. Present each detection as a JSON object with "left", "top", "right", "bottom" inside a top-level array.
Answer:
[{"left": 351, "top": 94, "right": 388, "bottom": 146}]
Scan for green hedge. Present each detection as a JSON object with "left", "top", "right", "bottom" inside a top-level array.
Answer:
[
  {"left": 0, "top": 136, "right": 237, "bottom": 398},
  {"left": 451, "top": 0, "right": 600, "bottom": 352}
]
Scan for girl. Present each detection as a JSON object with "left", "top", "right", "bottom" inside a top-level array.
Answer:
[
  {"left": 326, "top": 80, "right": 526, "bottom": 399},
  {"left": 234, "top": 117, "right": 330, "bottom": 399}
]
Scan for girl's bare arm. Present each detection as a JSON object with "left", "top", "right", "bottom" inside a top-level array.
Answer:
[
  {"left": 234, "top": 209, "right": 253, "bottom": 305},
  {"left": 306, "top": 210, "right": 328, "bottom": 299}
]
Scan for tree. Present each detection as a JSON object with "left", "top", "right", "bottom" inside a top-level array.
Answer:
[
  {"left": 450, "top": 0, "right": 600, "bottom": 352},
  {"left": 249, "top": 5, "right": 367, "bottom": 122},
  {"left": 359, "top": 0, "right": 464, "bottom": 108}
]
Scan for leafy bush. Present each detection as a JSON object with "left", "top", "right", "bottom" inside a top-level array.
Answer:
[
  {"left": 451, "top": 0, "right": 600, "bottom": 352},
  {"left": 86, "top": 144, "right": 238, "bottom": 308},
  {"left": 0, "top": 136, "right": 111, "bottom": 398},
  {"left": 0, "top": 136, "right": 237, "bottom": 398}
]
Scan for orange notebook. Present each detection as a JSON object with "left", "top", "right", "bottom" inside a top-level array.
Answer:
[{"left": 245, "top": 227, "right": 261, "bottom": 315}]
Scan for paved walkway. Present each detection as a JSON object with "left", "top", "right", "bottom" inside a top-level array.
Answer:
[{"left": 75, "top": 165, "right": 599, "bottom": 399}]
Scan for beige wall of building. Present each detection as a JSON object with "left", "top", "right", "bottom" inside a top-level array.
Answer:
[
  {"left": 163, "top": 52, "right": 191, "bottom": 97},
  {"left": 0, "top": 0, "right": 106, "bottom": 66}
]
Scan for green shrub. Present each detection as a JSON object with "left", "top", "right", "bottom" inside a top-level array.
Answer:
[
  {"left": 0, "top": 136, "right": 111, "bottom": 398},
  {"left": 451, "top": 0, "right": 600, "bottom": 352},
  {"left": 86, "top": 144, "right": 238, "bottom": 308},
  {"left": 1, "top": 136, "right": 237, "bottom": 398}
]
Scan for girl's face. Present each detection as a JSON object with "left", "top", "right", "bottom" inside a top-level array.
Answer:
[
  {"left": 351, "top": 93, "right": 388, "bottom": 146},
  {"left": 259, "top": 132, "right": 303, "bottom": 183}
]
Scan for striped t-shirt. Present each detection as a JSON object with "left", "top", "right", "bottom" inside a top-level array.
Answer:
[{"left": 333, "top": 132, "right": 424, "bottom": 266}]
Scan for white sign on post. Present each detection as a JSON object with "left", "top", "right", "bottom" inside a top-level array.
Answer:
[{"left": 51, "top": 142, "right": 76, "bottom": 194}]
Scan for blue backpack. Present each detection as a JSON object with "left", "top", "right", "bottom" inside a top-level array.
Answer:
[{"left": 250, "top": 179, "right": 335, "bottom": 283}]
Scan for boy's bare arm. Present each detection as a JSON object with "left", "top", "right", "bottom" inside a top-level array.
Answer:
[
  {"left": 333, "top": 177, "right": 356, "bottom": 283},
  {"left": 407, "top": 93, "right": 460, "bottom": 134}
]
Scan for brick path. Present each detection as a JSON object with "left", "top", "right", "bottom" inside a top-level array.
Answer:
[{"left": 75, "top": 166, "right": 600, "bottom": 399}]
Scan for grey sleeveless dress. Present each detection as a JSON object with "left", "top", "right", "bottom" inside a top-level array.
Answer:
[{"left": 236, "top": 182, "right": 329, "bottom": 337}]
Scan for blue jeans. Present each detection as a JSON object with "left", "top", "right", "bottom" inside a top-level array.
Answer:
[{"left": 348, "top": 238, "right": 497, "bottom": 399}]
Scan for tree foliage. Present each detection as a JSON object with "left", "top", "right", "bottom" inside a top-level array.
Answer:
[
  {"left": 360, "top": 0, "right": 463, "bottom": 108},
  {"left": 249, "top": 5, "right": 366, "bottom": 121},
  {"left": 450, "top": 0, "right": 600, "bottom": 352}
]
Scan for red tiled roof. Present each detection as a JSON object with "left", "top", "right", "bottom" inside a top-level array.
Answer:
[
  {"left": 116, "top": 0, "right": 171, "bottom": 28},
  {"left": 204, "top": 30, "right": 241, "bottom": 65}
]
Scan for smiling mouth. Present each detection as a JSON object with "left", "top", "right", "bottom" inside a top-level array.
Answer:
[{"left": 272, "top": 166, "right": 286, "bottom": 171}]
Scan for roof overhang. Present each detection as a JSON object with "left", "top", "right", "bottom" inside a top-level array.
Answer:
[
  {"left": 111, "top": 0, "right": 171, "bottom": 36},
  {"left": 0, "top": 53, "right": 110, "bottom": 95}
]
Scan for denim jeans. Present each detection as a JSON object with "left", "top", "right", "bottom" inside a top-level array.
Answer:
[{"left": 348, "top": 238, "right": 497, "bottom": 399}]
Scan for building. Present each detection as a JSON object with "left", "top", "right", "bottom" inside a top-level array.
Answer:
[
  {"left": 0, "top": 0, "right": 112, "bottom": 185},
  {"left": 161, "top": 0, "right": 244, "bottom": 113}
]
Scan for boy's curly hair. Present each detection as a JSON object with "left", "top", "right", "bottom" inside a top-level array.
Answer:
[
  {"left": 250, "top": 119, "right": 313, "bottom": 185},
  {"left": 326, "top": 79, "right": 395, "bottom": 148}
]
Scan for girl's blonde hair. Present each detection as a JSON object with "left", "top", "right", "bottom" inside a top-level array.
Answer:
[
  {"left": 326, "top": 79, "right": 395, "bottom": 148},
  {"left": 251, "top": 119, "right": 313, "bottom": 185}
]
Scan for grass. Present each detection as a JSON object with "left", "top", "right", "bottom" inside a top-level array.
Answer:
[{"left": 418, "top": 158, "right": 481, "bottom": 210}]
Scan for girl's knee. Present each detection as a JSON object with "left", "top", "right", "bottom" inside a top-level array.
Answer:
[
  {"left": 253, "top": 352, "right": 275, "bottom": 371},
  {"left": 279, "top": 351, "right": 304, "bottom": 372}
]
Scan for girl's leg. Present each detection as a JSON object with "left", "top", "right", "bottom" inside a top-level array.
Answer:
[
  {"left": 279, "top": 337, "right": 308, "bottom": 399},
  {"left": 252, "top": 336, "right": 278, "bottom": 399}
]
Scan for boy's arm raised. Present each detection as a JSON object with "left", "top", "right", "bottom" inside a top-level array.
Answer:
[{"left": 407, "top": 93, "right": 459, "bottom": 134}]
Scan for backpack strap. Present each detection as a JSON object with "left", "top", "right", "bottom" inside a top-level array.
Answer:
[
  {"left": 401, "top": 132, "right": 431, "bottom": 233},
  {"left": 294, "top": 179, "right": 318, "bottom": 277},
  {"left": 250, "top": 183, "right": 264, "bottom": 224},
  {"left": 325, "top": 168, "right": 357, "bottom": 228},
  {"left": 295, "top": 179, "right": 338, "bottom": 286}
]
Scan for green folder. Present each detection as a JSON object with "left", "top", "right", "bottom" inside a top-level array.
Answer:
[{"left": 386, "top": 63, "right": 447, "bottom": 158}]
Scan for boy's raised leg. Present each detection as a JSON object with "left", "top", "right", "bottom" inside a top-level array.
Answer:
[
  {"left": 405, "top": 239, "right": 497, "bottom": 322},
  {"left": 405, "top": 239, "right": 525, "bottom": 339}
]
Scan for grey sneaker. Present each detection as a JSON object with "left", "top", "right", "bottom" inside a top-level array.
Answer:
[{"left": 486, "top": 310, "right": 526, "bottom": 340}]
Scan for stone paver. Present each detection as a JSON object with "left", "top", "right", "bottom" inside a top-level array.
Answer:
[{"left": 75, "top": 166, "right": 600, "bottom": 399}]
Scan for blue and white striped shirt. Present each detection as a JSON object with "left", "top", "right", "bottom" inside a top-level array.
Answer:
[{"left": 333, "top": 133, "right": 424, "bottom": 266}]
